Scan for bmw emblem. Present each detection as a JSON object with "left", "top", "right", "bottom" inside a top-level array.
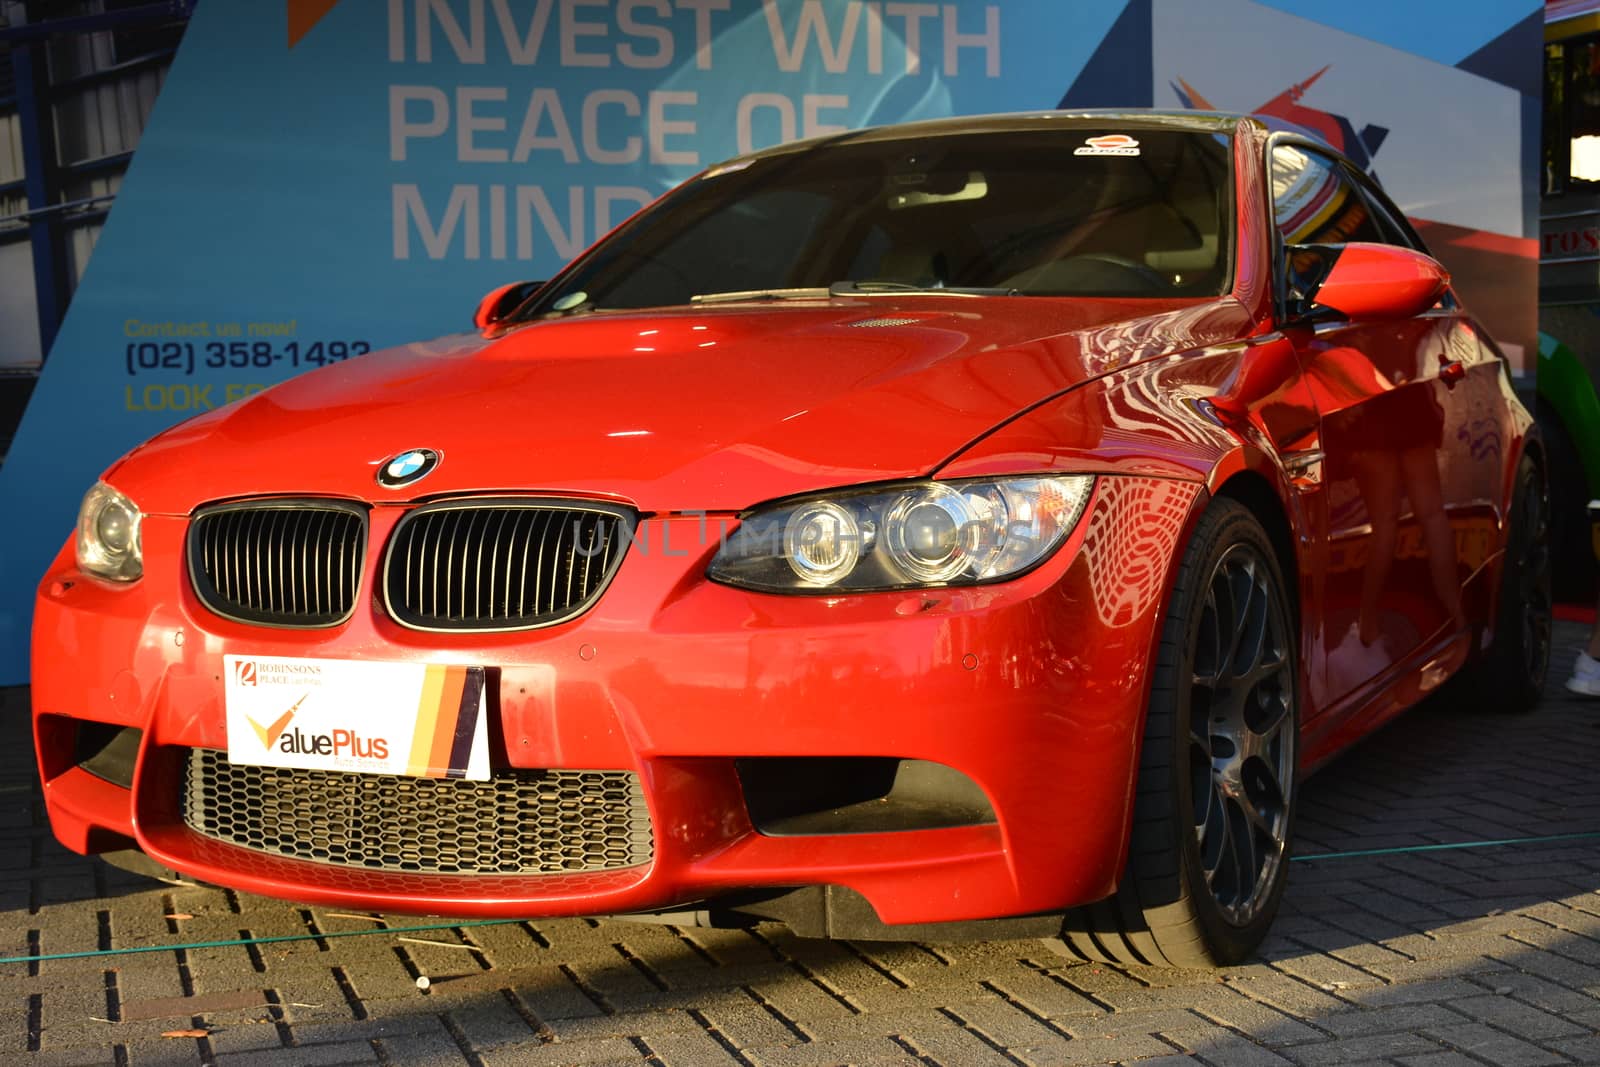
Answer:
[{"left": 377, "top": 448, "right": 440, "bottom": 488}]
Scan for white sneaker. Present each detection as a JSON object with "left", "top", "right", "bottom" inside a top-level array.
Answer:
[{"left": 1566, "top": 651, "right": 1600, "bottom": 697}]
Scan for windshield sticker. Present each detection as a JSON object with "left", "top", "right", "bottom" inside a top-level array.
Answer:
[{"left": 1075, "top": 134, "right": 1141, "bottom": 157}]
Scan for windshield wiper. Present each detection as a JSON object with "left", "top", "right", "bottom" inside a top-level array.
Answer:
[
  {"left": 690, "top": 287, "right": 832, "bottom": 305},
  {"left": 828, "top": 280, "right": 1018, "bottom": 297},
  {"left": 686, "top": 282, "right": 1018, "bottom": 305}
]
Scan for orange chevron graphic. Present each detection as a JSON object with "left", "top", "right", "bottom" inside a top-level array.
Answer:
[
  {"left": 247, "top": 692, "right": 308, "bottom": 749},
  {"left": 288, "top": 0, "right": 343, "bottom": 48}
]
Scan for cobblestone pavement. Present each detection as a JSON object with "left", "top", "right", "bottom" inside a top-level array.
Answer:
[{"left": 5, "top": 623, "right": 1600, "bottom": 1066}]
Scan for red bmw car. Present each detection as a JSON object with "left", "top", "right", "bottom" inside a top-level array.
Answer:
[{"left": 31, "top": 111, "right": 1550, "bottom": 967}]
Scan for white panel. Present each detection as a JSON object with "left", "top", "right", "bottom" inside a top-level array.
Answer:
[
  {"left": 81, "top": 88, "right": 107, "bottom": 160},
  {"left": 0, "top": 192, "right": 24, "bottom": 220},
  {"left": 61, "top": 171, "right": 120, "bottom": 204},
  {"left": 52, "top": 73, "right": 165, "bottom": 166},
  {"left": 55, "top": 171, "right": 117, "bottom": 288},
  {"left": 81, "top": 86, "right": 105, "bottom": 159},
  {"left": 66, "top": 220, "right": 102, "bottom": 290},
  {"left": 91, "top": 83, "right": 116, "bottom": 156},
  {"left": 0, "top": 239, "right": 42, "bottom": 368},
  {"left": 102, "top": 82, "right": 123, "bottom": 156},
  {"left": 91, "top": 29, "right": 114, "bottom": 73},
  {"left": 114, "top": 80, "right": 142, "bottom": 154},
  {"left": 0, "top": 113, "right": 21, "bottom": 185},
  {"left": 51, "top": 94, "right": 88, "bottom": 165},
  {"left": 136, "top": 70, "right": 162, "bottom": 127},
  {"left": 46, "top": 26, "right": 89, "bottom": 81}
]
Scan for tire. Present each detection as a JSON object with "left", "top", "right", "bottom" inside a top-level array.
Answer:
[
  {"left": 1453, "top": 454, "right": 1552, "bottom": 714},
  {"left": 1054, "top": 499, "right": 1298, "bottom": 968}
]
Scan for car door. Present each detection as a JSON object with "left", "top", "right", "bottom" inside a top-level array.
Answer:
[
  {"left": 1270, "top": 142, "right": 1480, "bottom": 711},
  {"left": 1350, "top": 172, "right": 1511, "bottom": 648}
]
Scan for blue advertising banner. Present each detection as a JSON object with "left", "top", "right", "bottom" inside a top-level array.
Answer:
[{"left": 0, "top": 0, "right": 1539, "bottom": 683}]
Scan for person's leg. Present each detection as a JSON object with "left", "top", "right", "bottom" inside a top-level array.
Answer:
[
  {"left": 1398, "top": 446, "right": 1467, "bottom": 631},
  {"left": 1566, "top": 506, "right": 1600, "bottom": 695},
  {"left": 1353, "top": 453, "right": 1400, "bottom": 645},
  {"left": 1569, "top": 592, "right": 1600, "bottom": 696}
]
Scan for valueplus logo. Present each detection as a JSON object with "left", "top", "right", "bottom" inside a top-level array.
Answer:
[
  {"left": 273, "top": 724, "right": 390, "bottom": 760},
  {"left": 240, "top": 672, "right": 391, "bottom": 760}
]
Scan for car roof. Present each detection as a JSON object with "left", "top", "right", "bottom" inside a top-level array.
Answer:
[{"left": 725, "top": 109, "right": 1323, "bottom": 165}]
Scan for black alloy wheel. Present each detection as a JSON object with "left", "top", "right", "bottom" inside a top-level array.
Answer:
[
  {"left": 1057, "top": 499, "right": 1298, "bottom": 968},
  {"left": 1189, "top": 542, "right": 1296, "bottom": 928}
]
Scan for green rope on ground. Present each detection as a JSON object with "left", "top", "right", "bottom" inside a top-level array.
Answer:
[
  {"left": 1290, "top": 830, "right": 1600, "bottom": 862},
  {"left": 4, "top": 830, "right": 1600, "bottom": 966}
]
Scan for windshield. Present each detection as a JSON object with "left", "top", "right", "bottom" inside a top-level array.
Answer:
[{"left": 524, "top": 127, "right": 1234, "bottom": 315}]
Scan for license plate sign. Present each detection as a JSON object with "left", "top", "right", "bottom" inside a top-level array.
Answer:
[{"left": 224, "top": 656, "right": 489, "bottom": 780}]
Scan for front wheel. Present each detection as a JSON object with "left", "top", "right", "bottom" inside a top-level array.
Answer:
[{"left": 1056, "top": 500, "right": 1298, "bottom": 967}]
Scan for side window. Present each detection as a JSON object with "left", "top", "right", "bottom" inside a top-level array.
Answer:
[
  {"left": 1270, "top": 145, "right": 1387, "bottom": 246},
  {"left": 1357, "top": 181, "right": 1454, "bottom": 309},
  {"left": 1354, "top": 181, "right": 1421, "bottom": 251}
]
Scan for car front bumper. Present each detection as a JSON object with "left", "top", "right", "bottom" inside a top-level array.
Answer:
[{"left": 31, "top": 476, "right": 1201, "bottom": 926}]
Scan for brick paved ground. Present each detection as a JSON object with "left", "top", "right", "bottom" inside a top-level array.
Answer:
[{"left": 4, "top": 622, "right": 1600, "bottom": 1066}]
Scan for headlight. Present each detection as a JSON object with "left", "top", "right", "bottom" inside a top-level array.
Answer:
[
  {"left": 75, "top": 481, "right": 143, "bottom": 581},
  {"left": 783, "top": 500, "right": 864, "bottom": 584},
  {"left": 708, "top": 475, "right": 1094, "bottom": 593}
]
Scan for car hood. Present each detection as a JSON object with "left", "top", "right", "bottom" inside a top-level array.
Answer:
[{"left": 111, "top": 296, "right": 1252, "bottom": 514}]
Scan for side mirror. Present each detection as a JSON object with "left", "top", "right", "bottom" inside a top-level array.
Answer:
[
  {"left": 473, "top": 280, "right": 546, "bottom": 330},
  {"left": 1290, "top": 242, "right": 1448, "bottom": 323}
]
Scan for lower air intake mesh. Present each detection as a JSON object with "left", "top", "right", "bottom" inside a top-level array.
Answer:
[{"left": 181, "top": 749, "right": 652, "bottom": 875}]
